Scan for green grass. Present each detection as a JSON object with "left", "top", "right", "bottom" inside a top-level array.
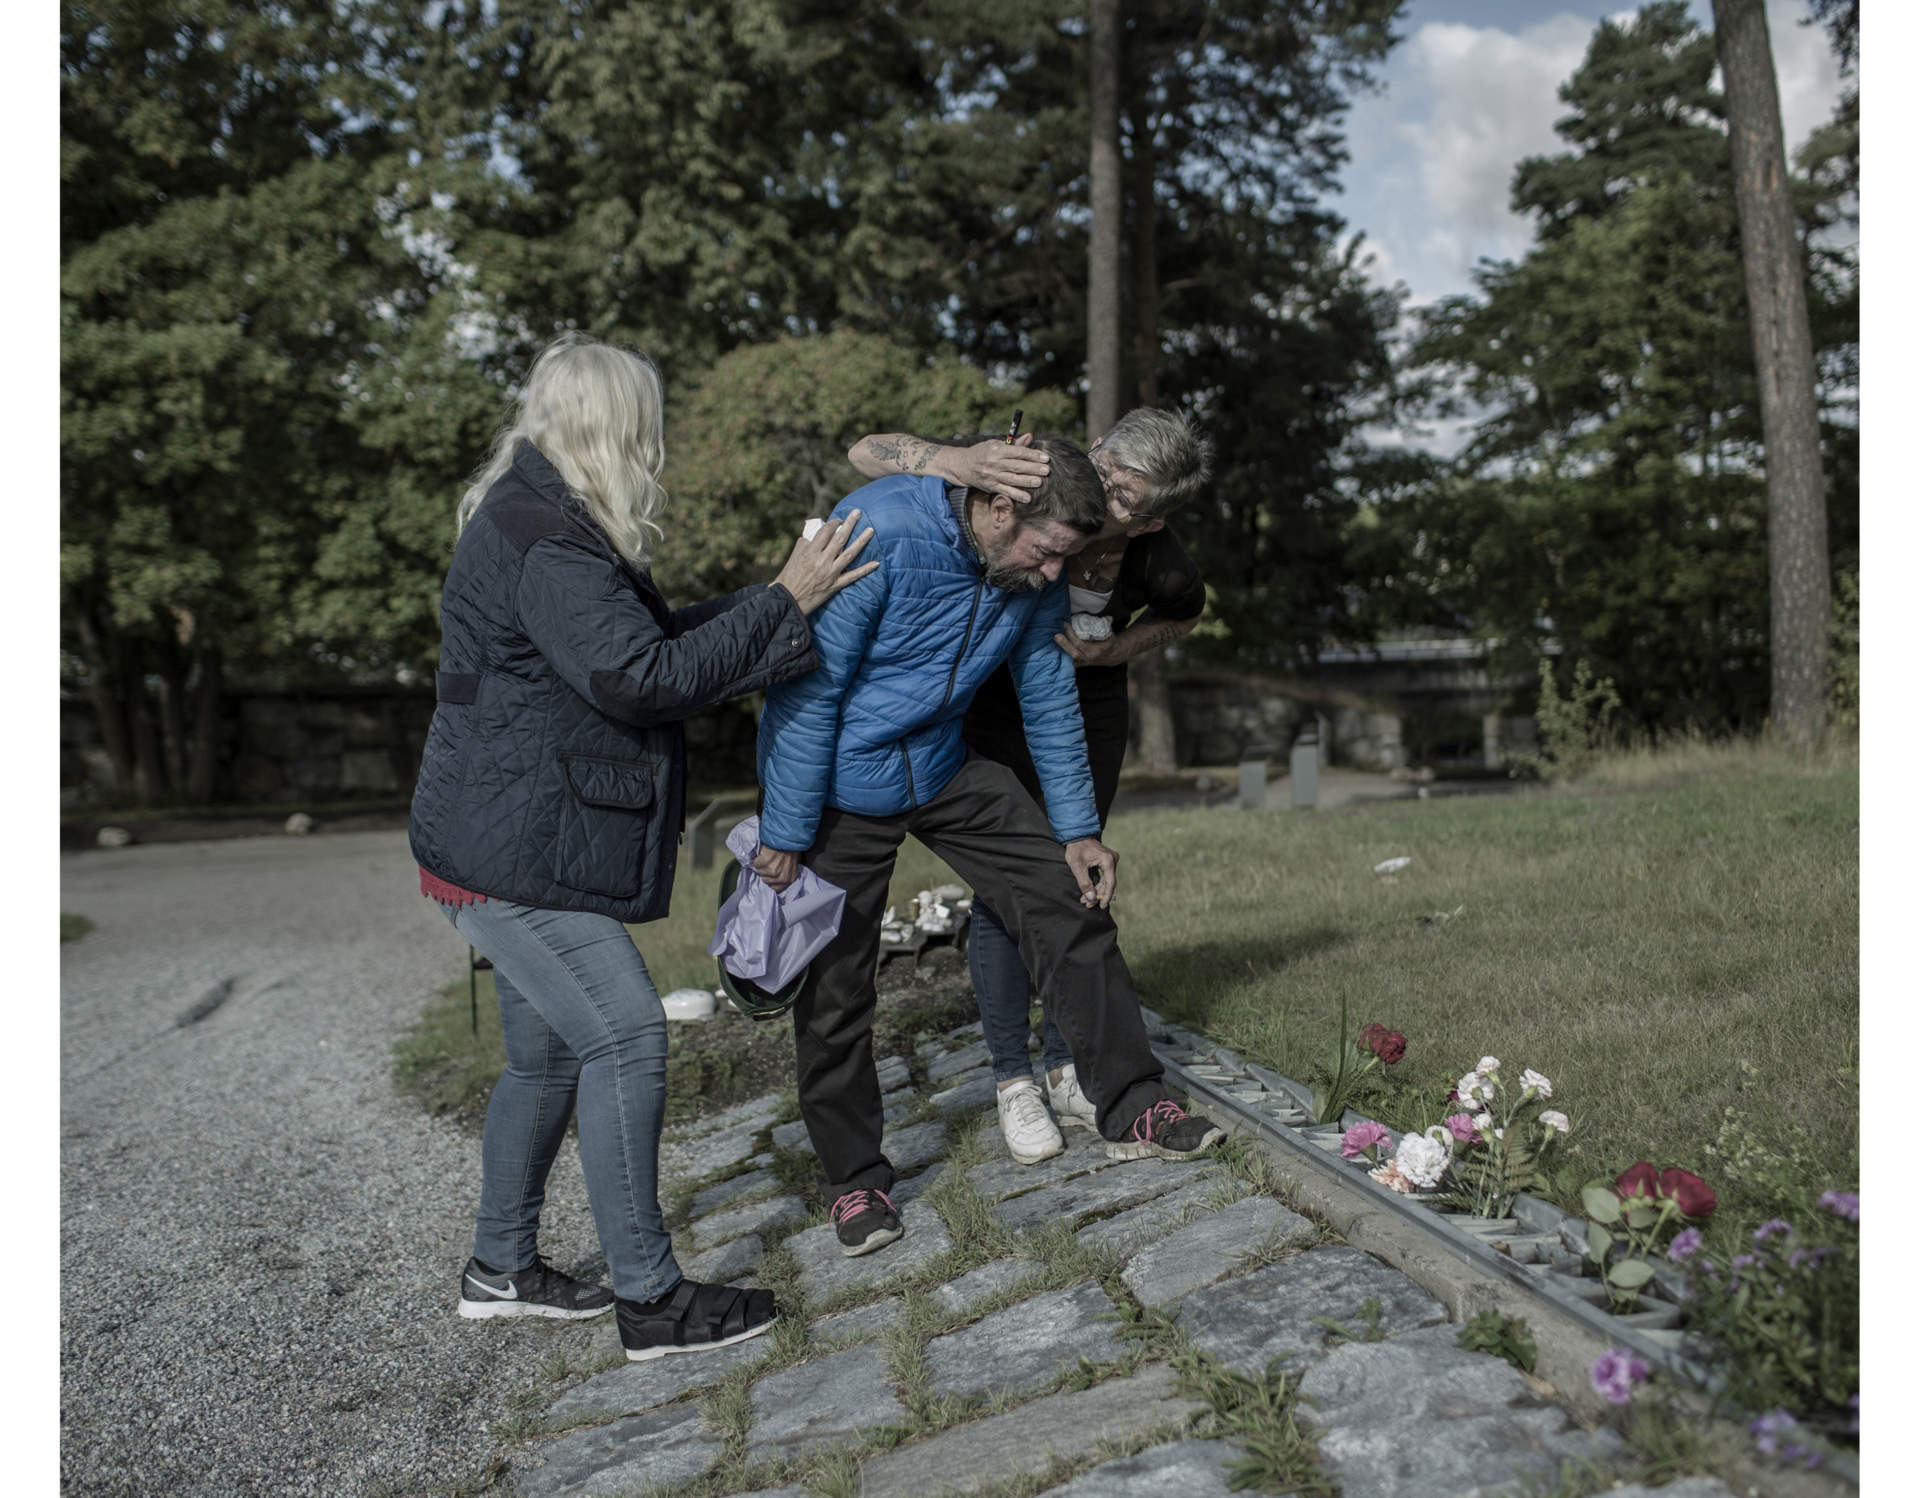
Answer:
[
  {"left": 396, "top": 739, "right": 1856, "bottom": 1241},
  {"left": 1111, "top": 739, "right": 1857, "bottom": 1237},
  {"left": 61, "top": 913, "right": 96, "bottom": 944}
]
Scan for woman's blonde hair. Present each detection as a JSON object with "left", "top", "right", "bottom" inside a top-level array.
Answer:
[{"left": 456, "top": 334, "right": 668, "bottom": 565}]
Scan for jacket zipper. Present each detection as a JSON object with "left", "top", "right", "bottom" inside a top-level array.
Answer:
[{"left": 942, "top": 580, "right": 985, "bottom": 710}]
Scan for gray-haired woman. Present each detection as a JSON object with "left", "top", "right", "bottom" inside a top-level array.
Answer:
[{"left": 410, "top": 334, "right": 874, "bottom": 1359}]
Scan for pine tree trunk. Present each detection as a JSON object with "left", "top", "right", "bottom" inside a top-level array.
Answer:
[
  {"left": 1124, "top": 104, "right": 1179, "bottom": 769},
  {"left": 1131, "top": 650, "right": 1179, "bottom": 772},
  {"left": 1711, "top": 0, "right": 1831, "bottom": 744},
  {"left": 157, "top": 649, "right": 190, "bottom": 795},
  {"left": 1086, "top": 0, "right": 1124, "bottom": 442},
  {"left": 1129, "top": 106, "right": 1158, "bottom": 409},
  {"left": 188, "top": 646, "right": 222, "bottom": 803},
  {"left": 126, "top": 655, "right": 168, "bottom": 804},
  {"left": 70, "top": 604, "right": 137, "bottom": 795}
]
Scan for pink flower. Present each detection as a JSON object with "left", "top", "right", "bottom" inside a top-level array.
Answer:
[
  {"left": 1369, "top": 1161, "right": 1415, "bottom": 1194},
  {"left": 1444, "top": 1113, "right": 1481, "bottom": 1145},
  {"left": 1341, "top": 1121, "right": 1391, "bottom": 1161}
]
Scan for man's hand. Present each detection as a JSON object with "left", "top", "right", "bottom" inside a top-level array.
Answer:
[
  {"left": 946, "top": 432, "right": 1051, "bottom": 502},
  {"left": 1064, "top": 837, "right": 1119, "bottom": 909},
  {"left": 753, "top": 845, "right": 802, "bottom": 892},
  {"left": 1054, "top": 629, "right": 1130, "bottom": 669}
]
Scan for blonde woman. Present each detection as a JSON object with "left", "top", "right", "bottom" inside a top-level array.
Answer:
[{"left": 409, "top": 334, "right": 874, "bottom": 1359}]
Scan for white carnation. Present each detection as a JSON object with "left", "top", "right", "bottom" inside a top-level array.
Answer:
[
  {"left": 1472, "top": 1111, "right": 1495, "bottom": 1133},
  {"left": 1394, "top": 1131, "right": 1450, "bottom": 1189},
  {"left": 1539, "top": 1110, "right": 1571, "bottom": 1136},
  {"left": 1477, "top": 1056, "right": 1502, "bottom": 1075},
  {"left": 1521, "top": 1068, "right": 1553, "bottom": 1100},
  {"left": 1456, "top": 1072, "right": 1488, "bottom": 1104}
]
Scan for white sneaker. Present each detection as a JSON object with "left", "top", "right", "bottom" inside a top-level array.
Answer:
[
  {"left": 1046, "top": 1063, "right": 1099, "bottom": 1132},
  {"left": 996, "top": 1078, "right": 1065, "bottom": 1164}
]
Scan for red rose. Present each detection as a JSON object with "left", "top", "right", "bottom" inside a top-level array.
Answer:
[
  {"left": 1614, "top": 1162, "right": 1661, "bottom": 1202},
  {"left": 1375, "top": 1030, "right": 1407, "bottom": 1065},
  {"left": 1657, "top": 1168, "right": 1716, "bottom": 1219}
]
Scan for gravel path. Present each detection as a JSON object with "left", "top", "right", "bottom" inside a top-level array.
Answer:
[{"left": 60, "top": 831, "right": 605, "bottom": 1498}]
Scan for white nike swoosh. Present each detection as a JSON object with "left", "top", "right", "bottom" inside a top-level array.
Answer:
[{"left": 465, "top": 1272, "right": 518, "bottom": 1300}]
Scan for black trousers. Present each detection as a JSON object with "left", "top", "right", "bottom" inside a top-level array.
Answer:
[{"left": 791, "top": 755, "right": 1173, "bottom": 1198}]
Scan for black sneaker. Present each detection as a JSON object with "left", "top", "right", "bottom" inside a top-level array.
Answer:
[
  {"left": 1106, "top": 1099, "right": 1226, "bottom": 1161},
  {"left": 830, "top": 1187, "right": 903, "bottom": 1257},
  {"left": 457, "top": 1255, "right": 615, "bottom": 1320},
  {"left": 616, "top": 1279, "right": 778, "bottom": 1362}
]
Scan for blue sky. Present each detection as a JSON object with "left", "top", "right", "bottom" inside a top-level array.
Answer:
[{"left": 1336, "top": 0, "right": 1849, "bottom": 311}]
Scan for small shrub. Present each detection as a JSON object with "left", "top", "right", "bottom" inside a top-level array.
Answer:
[
  {"left": 1681, "top": 1193, "right": 1858, "bottom": 1435},
  {"left": 1510, "top": 657, "right": 1621, "bottom": 782}
]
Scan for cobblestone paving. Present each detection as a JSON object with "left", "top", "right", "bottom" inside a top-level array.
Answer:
[{"left": 502, "top": 1024, "right": 1729, "bottom": 1498}]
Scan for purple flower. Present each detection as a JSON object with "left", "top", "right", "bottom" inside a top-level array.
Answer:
[
  {"left": 1590, "top": 1347, "right": 1650, "bottom": 1406},
  {"left": 1818, "top": 1190, "right": 1859, "bottom": 1222},
  {"left": 1753, "top": 1218, "right": 1792, "bottom": 1242},
  {"left": 1667, "top": 1227, "right": 1703, "bottom": 1263},
  {"left": 1751, "top": 1408, "right": 1822, "bottom": 1469},
  {"left": 1731, "top": 1253, "right": 1756, "bottom": 1270}
]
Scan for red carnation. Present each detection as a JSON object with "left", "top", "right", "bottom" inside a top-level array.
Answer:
[
  {"left": 1657, "top": 1167, "right": 1717, "bottom": 1220},
  {"left": 1614, "top": 1162, "right": 1661, "bottom": 1202},
  {"left": 1358, "top": 1022, "right": 1388, "bottom": 1056},
  {"left": 1375, "top": 1030, "right": 1407, "bottom": 1065}
]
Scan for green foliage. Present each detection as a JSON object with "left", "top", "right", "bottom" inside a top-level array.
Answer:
[
  {"left": 1580, "top": 1178, "right": 1691, "bottom": 1311},
  {"left": 1373, "top": 2, "right": 1857, "bottom": 732},
  {"left": 656, "top": 331, "right": 1076, "bottom": 602},
  {"left": 1681, "top": 1202, "right": 1858, "bottom": 1429},
  {"left": 1509, "top": 658, "right": 1622, "bottom": 784},
  {"left": 1827, "top": 571, "right": 1859, "bottom": 729},
  {"left": 1455, "top": 1311, "right": 1536, "bottom": 1374}
]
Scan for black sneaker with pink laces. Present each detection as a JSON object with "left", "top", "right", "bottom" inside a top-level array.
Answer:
[
  {"left": 830, "top": 1187, "right": 903, "bottom": 1257},
  {"left": 1107, "top": 1099, "right": 1226, "bottom": 1161}
]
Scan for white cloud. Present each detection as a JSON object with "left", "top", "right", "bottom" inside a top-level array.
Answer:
[{"left": 1341, "top": 1, "right": 1847, "bottom": 311}]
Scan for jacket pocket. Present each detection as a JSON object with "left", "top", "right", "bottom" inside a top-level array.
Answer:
[{"left": 552, "top": 751, "right": 663, "bottom": 898}]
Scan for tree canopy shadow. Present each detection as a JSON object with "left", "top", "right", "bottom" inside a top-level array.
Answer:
[{"left": 1126, "top": 926, "right": 1349, "bottom": 1030}]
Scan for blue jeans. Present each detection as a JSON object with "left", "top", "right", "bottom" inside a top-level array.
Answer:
[
  {"left": 444, "top": 898, "right": 679, "bottom": 1303},
  {"left": 968, "top": 897, "right": 1074, "bottom": 1083}
]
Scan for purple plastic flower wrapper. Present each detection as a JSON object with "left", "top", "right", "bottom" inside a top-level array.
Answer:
[{"left": 708, "top": 815, "right": 846, "bottom": 991}]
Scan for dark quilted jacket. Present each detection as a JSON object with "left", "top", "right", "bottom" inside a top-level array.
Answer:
[{"left": 409, "top": 440, "right": 818, "bottom": 921}]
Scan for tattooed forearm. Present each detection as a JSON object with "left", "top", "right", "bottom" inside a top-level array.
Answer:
[
  {"left": 860, "top": 434, "right": 944, "bottom": 475},
  {"left": 1115, "top": 614, "right": 1197, "bottom": 663}
]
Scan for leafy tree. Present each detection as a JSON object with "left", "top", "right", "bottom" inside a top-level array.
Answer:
[
  {"left": 61, "top": 1, "right": 422, "bottom": 798},
  {"left": 655, "top": 330, "right": 1075, "bottom": 602},
  {"left": 1382, "top": 2, "right": 1856, "bottom": 732}
]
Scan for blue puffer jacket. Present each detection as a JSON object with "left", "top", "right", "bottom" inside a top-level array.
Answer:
[
  {"left": 756, "top": 475, "right": 1097, "bottom": 853},
  {"left": 410, "top": 440, "right": 818, "bottom": 921}
]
